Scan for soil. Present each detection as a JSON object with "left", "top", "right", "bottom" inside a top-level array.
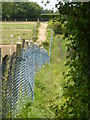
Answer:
[{"left": 37, "top": 22, "right": 47, "bottom": 45}]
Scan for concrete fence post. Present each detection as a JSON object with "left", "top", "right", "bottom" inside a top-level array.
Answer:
[
  {"left": 25, "top": 40, "right": 29, "bottom": 50},
  {"left": 30, "top": 40, "right": 33, "bottom": 47}
]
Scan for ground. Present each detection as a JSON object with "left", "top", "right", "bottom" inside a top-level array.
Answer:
[{"left": 37, "top": 22, "right": 47, "bottom": 45}]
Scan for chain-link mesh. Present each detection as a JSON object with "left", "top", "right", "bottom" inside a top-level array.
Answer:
[{"left": 1, "top": 44, "right": 49, "bottom": 118}]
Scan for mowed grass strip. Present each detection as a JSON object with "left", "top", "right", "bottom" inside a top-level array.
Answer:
[
  {"left": 17, "top": 34, "right": 67, "bottom": 118},
  {"left": 2, "top": 23, "right": 35, "bottom": 29}
]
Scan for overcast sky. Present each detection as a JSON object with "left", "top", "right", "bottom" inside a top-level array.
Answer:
[{"left": 29, "top": 0, "right": 58, "bottom": 11}]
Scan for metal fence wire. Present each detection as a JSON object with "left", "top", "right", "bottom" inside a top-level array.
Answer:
[{"left": 1, "top": 41, "right": 49, "bottom": 118}]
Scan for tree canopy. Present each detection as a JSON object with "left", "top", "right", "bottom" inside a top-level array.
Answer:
[{"left": 2, "top": 2, "right": 43, "bottom": 21}]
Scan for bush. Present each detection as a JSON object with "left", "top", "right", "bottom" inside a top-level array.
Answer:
[
  {"left": 41, "top": 14, "right": 60, "bottom": 21},
  {"left": 42, "top": 41, "right": 49, "bottom": 50},
  {"left": 48, "top": 19, "right": 64, "bottom": 35}
]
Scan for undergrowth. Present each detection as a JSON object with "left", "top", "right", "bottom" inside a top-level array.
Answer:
[{"left": 17, "top": 29, "right": 67, "bottom": 118}]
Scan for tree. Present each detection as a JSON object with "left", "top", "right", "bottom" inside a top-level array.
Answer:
[
  {"left": 2, "top": 2, "right": 43, "bottom": 21},
  {"left": 54, "top": 1, "right": 90, "bottom": 118},
  {"left": 2, "top": 2, "right": 13, "bottom": 20}
]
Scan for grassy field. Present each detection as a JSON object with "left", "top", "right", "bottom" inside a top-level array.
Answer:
[
  {"left": 1, "top": 22, "right": 36, "bottom": 45},
  {"left": 17, "top": 30, "right": 67, "bottom": 118},
  {"left": 0, "top": 22, "right": 37, "bottom": 56}
]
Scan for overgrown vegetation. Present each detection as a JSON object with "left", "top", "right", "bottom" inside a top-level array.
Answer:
[
  {"left": 18, "top": 2, "right": 90, "bottom": 118},
  {"left": 17, "top": 25, "right": 67, "bottom": 118},
  {"left": 42, "top": 29, "right": 53, "bottom": 51},
  {"left": 32, "top": 21, "right": 40, "bottom": 42},
  {"left": 54, "top": 2, "right": 90, "bottom": 118},
  {"left": 41, "top": 14, "right": 60, "bottom": 21},
  {"left": 2, "top": 1, "right": 89, "bottom": 118}
]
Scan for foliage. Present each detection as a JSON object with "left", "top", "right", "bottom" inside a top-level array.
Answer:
[
  {"left": 47, "top": 18, "right": 64, "bottom": 35},
  {"left": 54, "top": 2, "right": 90, "bottom": 118},
  {"left": 32, "top": 22, "right": 40, "bottom": 42},
  {"left": 41, "top": 9, "right": 53, "bottom": 14},
  {"left": 2, "top": 2, "right": 42, "bottom": 21},
  {"left": 42, "top": 27, "right": 55, "bottom": 52},
  {"left": 42, "top": 41, "right": 49, "bottom": 50},
  {"left": 41, "top": 14, "right": 60, "bottom": 21}
]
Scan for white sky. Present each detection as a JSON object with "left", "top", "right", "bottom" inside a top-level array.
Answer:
[{"left": 29, "top": 0, "right": 58, "bottom": 11}]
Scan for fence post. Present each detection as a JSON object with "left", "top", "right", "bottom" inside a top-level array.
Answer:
[
  {"left": 0, "top": 48, "right": 2, "bottom": 119},
  {"left": 16, "top": 42, "right": 22, "bottom": 56},
  {"left": 30, "top": 40, "right": 33, "bottom": 46},
  {"left": 25, "top": 40, "right": 29, "bottom": 50}
]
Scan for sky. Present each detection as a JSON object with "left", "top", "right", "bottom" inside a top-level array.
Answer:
[{"left": 29, "top": 0, "right": 58, "bottom": 12}]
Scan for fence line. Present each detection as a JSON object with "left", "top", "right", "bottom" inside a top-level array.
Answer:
[{"left": 1, "top": 39, "right": 49, "bottom": 118}]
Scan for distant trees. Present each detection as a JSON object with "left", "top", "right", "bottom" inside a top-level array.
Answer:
[
  {"left": 2, "top": 2, "right": 43, "bottom": 21},
  {"left": 41, "top": 9, "right": 53, "bottom": 14}
]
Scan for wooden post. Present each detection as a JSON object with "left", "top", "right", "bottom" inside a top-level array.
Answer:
[
  {"left": 25, "top": 40, "right": 29, "bottom": 49},
  {"left": 22, "top": 39, "right": 25, "bottom": 49},
  {"left": 16, "top": 42, "right": 22, "bottom": 56}
]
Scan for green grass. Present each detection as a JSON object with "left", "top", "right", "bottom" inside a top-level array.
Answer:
[
  {"left": 17, "top": 31, "right": 68, "bottom": 118},
  {"left": 1, "top": 23, "right": 36, "bottom": 45},
  {"left": 42, "top": 29, "right": 54, "bottom": 52},
  {"left": 2, "top": 23, "right": 35, "bottom": 29},
  {"left": 2, "top": 29, "right": 32, "bottom": 45}
]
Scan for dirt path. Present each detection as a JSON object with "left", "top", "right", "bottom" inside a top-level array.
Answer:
[{"left": 37, "top": 22, "right": 47, "bottom": 45}]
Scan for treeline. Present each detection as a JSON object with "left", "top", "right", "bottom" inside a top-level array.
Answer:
[
  {"left": 2, "top": 2, "right": 59, "bottom": 21},
  {"left": 2, "top": 2, "right": 42, "bottom": 21}
]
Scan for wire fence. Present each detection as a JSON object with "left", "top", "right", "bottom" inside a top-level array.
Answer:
[{"left": 1, "top": 40, "right": 49, "bottom": 118}]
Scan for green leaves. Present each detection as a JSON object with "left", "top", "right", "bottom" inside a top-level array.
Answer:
[
  {"left": 54, "top": 2, "right": 90, "bottom": 118},
  {"left": 2, "top": 2, "right": 42, "bottom": 21}
]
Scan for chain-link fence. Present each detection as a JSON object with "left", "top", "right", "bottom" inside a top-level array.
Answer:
[{"left": 1, "top": 40, "right": 49, "bottom": 118}]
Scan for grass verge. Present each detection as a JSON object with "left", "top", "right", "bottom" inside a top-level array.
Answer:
[{"left": 17, "top": 31, "right": 67, "bottom": 118}]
